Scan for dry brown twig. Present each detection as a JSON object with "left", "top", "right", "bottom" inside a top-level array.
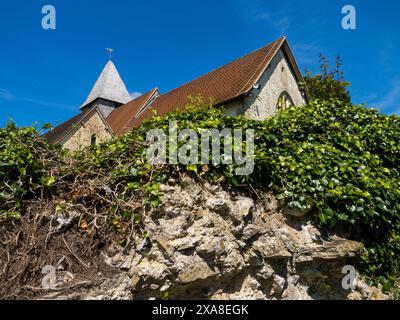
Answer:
[{"left": 62, "top": 235, "right": 90, "bottom": 268}]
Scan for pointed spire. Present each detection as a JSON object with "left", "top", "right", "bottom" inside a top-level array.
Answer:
[{"left": 81, "top": 60, "right": 131, "bottom": 109}]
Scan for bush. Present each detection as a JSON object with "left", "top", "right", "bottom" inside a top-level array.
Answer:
[
  {"left": 304, "top": 55, "right": 351, "bottom": 103},
  {"left": 120, "top": 99, "right": 399, "bottom": 286},
  {"left": 0, "top": 122, "right": 62, "bottom": 222}
]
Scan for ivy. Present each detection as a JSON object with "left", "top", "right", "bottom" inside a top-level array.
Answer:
[
  {"left": 0, "top": 122, "right": 63, "bottom": 219},
  {"left": 128, "top": 99, "right": 400, "bottom": 286}
]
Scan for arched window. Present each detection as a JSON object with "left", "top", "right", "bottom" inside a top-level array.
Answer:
[
  {"left": 276, "top": 91, "right": 294, "bottom": 112},
  {"left": 91, "top": 134, "right": 97, "bottom": 146}
]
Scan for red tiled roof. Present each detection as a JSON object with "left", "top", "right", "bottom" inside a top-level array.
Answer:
[
  {"left": 128, "top": 37, "right": 287, "bottom": 128},
  {"left": 107, "top": 88, "right": 159, "bottom": 135}
]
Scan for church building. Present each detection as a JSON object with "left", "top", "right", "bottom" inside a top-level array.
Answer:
[{"left": 45, "top": 37, "right": 307, "bottom": 150}]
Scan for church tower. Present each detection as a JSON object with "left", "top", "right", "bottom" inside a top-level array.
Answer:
[{"left": 80, "top": 58, "right": 131, "bottom": 118}]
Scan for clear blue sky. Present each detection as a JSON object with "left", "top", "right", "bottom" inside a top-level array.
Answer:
[{"left": 0, "top": 0, "right": 399, "bottom": 128}]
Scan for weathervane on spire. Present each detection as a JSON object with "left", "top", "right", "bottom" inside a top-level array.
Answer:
[{"left": 106, "top": 48, "right": 114, "bottom": 60}]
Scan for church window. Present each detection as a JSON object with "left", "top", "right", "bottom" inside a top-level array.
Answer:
[
  {"left": 276, "top": 91, "right": 294, "bottom": 112},
  {"left": 91, "top": 134, "right": 97, "bottom": 146}
]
